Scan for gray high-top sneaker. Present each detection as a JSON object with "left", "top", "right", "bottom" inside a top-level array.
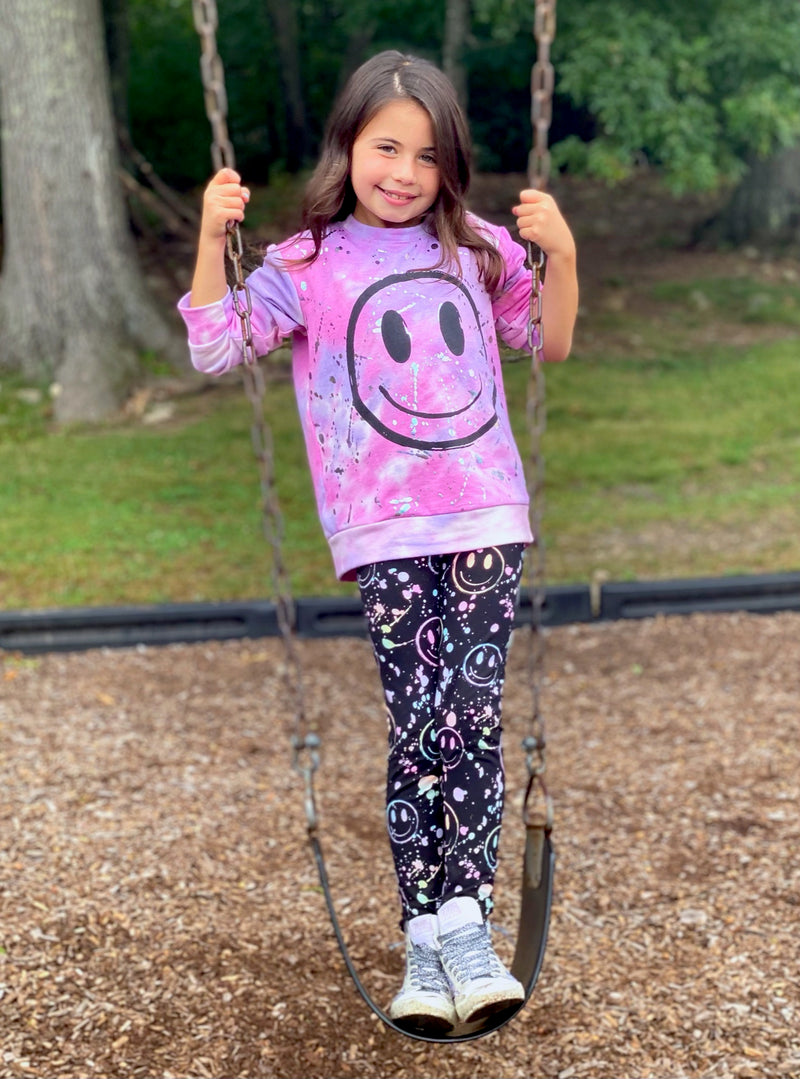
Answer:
[
  {"left": 437, "top": 896, "right": 524, "bottom": 1024},
  {"left": 389, "top": 913, "right": 457, "bottom": 1034}
]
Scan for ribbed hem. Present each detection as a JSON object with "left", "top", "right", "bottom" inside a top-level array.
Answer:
[{"left": 329, "top": 505, "right": 533, "bottom": 581}]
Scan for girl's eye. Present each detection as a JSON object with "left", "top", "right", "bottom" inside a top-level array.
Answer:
[
  {"left": 377, "top": 144, "right": 396, "bottom": 154},
  {"left": 420, "top": 154, "right": 437, "bottom": 166}
]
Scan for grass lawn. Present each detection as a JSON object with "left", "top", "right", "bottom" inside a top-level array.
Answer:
[
  {"left": 2, "top": 332, "right": 798, "bottom": 610},
  {"left": 2, "top": 178, "right": 799, "bottom": 610}
]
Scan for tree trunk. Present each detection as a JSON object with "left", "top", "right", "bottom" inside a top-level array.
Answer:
[
  {"left": 102, "top": 0, "right": 130, "bottom": 136},
  {"left": 0, "top": 0, "right": 184, "bottom": 423},
  {"left": 697, "top": 146, "right": 800, "bottom": 248},
  {"left": 265, "top": 0, "right": 307, "bottom": 173},
  {"left": 442, "top": 0, "right": 469, "bottom": 111}
]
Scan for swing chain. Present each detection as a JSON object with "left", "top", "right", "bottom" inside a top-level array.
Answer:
[
  {"left": 529, "top": 0, "right": 556, "bottom": 191},
  {"left": 192, "top": 0, "right": 257, "bottom": 370},
  {"left": 192, "top": 0, "right": 235, "bottom": 172},
  {"left": 292, "top": 733, "right": 321, "bottom": 833},
  {"left": 192, "top": 0, "right": 311, "bottom": 785},
  {"left": 523, "top": 0, "right": 556, "bottom": 832},
  {"left": 524, "top": 249, "right": 551, "bottom": 829}
]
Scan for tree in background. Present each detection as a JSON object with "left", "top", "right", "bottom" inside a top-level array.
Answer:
[
  {"left": 552, "top": 0, "right": 800, "bottom": 244},
  {"left": 443, "top": 0, "right": 470, "bottom": 109},
  {"left": 121, "top": 0, "right": 800, "bottom": 246},
  {"left": 126, "top": 0, "right": 464, "bottom": 184},
  {"left": 103, "top": 0, "right": 131, "bottom": 134},
  {"left": 3, "top": 0, "right": 795, "bottom": 427},
  {"left": 0, "top": 0, "right": 183, "bottom": 422},
  {"left": 265, "top": 0, "right": 308, "bottom": 173}
]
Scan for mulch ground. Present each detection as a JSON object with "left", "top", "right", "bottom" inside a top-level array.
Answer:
[{"left": 2, "top": 610, "right": 799, "bottom": 1078}]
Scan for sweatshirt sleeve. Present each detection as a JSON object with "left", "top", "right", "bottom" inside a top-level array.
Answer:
[
  {"left": 490, "top": 225, "right": 538, "bottom": 353},
  {"left": 177, "top": 247, "right": 305, "bottom": 375}
]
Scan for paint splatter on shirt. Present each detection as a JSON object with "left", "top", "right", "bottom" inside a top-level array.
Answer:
[{"left": 179, "top": 214, "right": 536, "bottom": 579}]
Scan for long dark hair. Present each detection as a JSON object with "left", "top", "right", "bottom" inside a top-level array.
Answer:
[{"left": 297, "top": 51, "right": 505, "bottom": 293}]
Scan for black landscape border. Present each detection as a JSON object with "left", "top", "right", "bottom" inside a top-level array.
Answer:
[{"left": 2, "top": 572, "right": 799, "bottom": 655}]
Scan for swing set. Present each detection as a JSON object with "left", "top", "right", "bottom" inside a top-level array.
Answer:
[{"left": 191, "top": 0, "right": 557, "bottom": 1043}]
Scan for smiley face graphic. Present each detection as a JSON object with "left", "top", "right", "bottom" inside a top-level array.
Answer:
[
  {"left": 451, "top": 548, "right": 506, "bottom": 594},
  {"left": 442, "top": 799, "right": 461, "bottom": 854},
  {"left": 387, "top": 799, "right": 420, "bottom": 843},
  {"left": 356, "top": 563, "right": 380, "bottom": 589},
  {"left": 346, "top": 271, "right": 498, "bottom": 449},
  {"left": 436, "top": 726, "right": 465, "bottom": 770},
  {"left": 462, "top": 642, "right": 503, "bottom": 687},
  {"left": 419, "top": 717, "right": 440, "bottom": 762},
  {"left": 484, "top": 825, "right": 501, "bottom": 871},
  {"left": 415, "top": 615, "right": 443, "bottom": 667}
]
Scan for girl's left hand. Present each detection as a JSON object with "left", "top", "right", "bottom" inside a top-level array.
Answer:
[{"left": 512, "top": 189, "right": 576, "bottom": 261}]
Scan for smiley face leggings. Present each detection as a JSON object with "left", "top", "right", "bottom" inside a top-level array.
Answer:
[{"left": 356, "top": 544, "right": 525, "bottom": 928}]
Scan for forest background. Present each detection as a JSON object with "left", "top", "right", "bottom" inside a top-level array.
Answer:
[{"left": 1, "top": 0, "right": 799, "bottom": 607}]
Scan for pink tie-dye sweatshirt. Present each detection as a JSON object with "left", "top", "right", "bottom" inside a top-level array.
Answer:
[{"left": 178, "top": 214, "right": 535, "bottom": 580}]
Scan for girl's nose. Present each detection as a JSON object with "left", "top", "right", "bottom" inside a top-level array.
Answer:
[{"left": 391, "top": 155, "right": 416, "bottom": 184}]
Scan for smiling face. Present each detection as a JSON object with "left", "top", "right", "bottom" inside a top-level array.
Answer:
[
  {"left": 347, "top": 271, "right": 499, "bottom": 450},
  {"left": 451, "top": 548, "right": 507, "bottom": 594},
  {"left": 350, "top": 98, "right": 441, "bottom": 228}
]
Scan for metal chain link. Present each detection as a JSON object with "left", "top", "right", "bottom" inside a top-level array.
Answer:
[
  {"left": 191, "top": 0, "right": 312, "bottom": 791},
  {"left": 529, "top": 0, "right": 556, "bottom": 191},
  {"left": 192, "top": 0, "right": 235, "bottom": 172},
  {"left": 523, "top": 0, "right": 556, "bottom": 832}
]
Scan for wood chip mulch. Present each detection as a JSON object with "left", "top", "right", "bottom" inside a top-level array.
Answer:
[{"left": 1, "top": 610, "right": 799, "bottom": 1078}]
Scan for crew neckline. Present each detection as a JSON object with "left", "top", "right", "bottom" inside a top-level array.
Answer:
[{"left": 340, "top": 214, "right": 434, "bottom": 243}]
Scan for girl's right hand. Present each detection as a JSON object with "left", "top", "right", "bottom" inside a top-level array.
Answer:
[
  {"left": 200, "top": 167, "right": 250, "bottom": 243},
  {"left": 190, "top": 168, "right": 251, "bottom": 307}
]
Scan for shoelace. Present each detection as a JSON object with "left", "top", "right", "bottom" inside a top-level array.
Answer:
[
  {"left": 407, "top": 941, "right": 450, "bottom": 992},
  {"left": 439, "top": 923, "right": 505, "bottom": 982}
]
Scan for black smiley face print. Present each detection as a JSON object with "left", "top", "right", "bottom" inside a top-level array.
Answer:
[{"left": 346, "top": 271, "right": 499, "bottom": 450}]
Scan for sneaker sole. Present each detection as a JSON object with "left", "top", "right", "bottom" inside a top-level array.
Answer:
[
  {"left": 456, "top": 986, "right": 525, "bottom": 1025},
  {"left": 392, "top": 1011, "right": 456, "bottom": 1035},
  {"left": 389, "top": 994, "right": 457, "bottom": 1034},
  {"left": 388, "top": 988, "right": 455, "bottom": 1031}
]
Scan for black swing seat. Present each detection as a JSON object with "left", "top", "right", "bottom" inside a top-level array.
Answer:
[{"left": 309, "top": 819, "right": 555, "bottom": 1043}]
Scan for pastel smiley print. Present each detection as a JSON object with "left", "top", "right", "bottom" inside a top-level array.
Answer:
[
  {"left": 346, "top": 271, "right": 499, "bottom": 450},
  {"left": 451, "top": 547, "right": 507, "bottom": 594},
  {"left": 387, "top": 799, "right": 420, "bottom": 843}
]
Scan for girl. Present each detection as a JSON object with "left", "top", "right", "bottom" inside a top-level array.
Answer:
[{"left": 180, "top": 50, "right": 577, "bottom": 1034}]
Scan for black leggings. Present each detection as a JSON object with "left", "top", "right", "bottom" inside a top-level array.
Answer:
[{"left": 357, "top": 544, "right": 525, "bottom": 925}]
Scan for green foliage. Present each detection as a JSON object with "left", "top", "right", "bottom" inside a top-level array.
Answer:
[
  {"left": 554, "top": 0, "right": 800, "bottom": 192},
  {"left": 127, "top": 0, "right": 217, "bottom": 186},
  {"left": 127, "top": 0, "right": 276, "bottom": 185},
  {"left": 120, "top": 0, "right": 800, "bottom": 192},
  {"left": 125, "top": 0, "right": 450, "bottom": 186},
  {"left": 550, "top": 137, "right": 632, "bottom": 186},
  {"left": 467, "top": 36, "right": 537, "bottom": 172},
  {"left": 471, "top": 0, "right": 531, "bottom": 45}
]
